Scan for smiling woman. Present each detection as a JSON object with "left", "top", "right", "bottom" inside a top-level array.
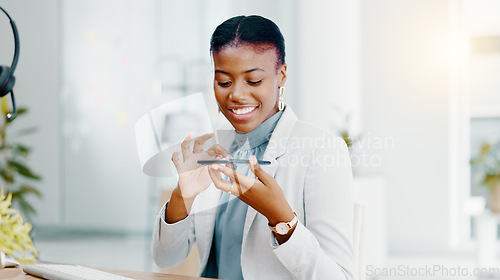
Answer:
[
  {"left": 152, "top": 15, "right": 355, "bottom": 280},
  {"left": 211, "top": 15, "right": 287, "bottom": 134},
  {"left": 213, "top": 43, "right": 286, "bottom": 133}
]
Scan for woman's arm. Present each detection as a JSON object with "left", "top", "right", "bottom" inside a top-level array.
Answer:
[
  {"left": 165, "top": 186, "right": 196, "bottom": 223},
  {"left": 273, "top": 135, "right": 355, "bottom": 280},
  {"left": 207, "top": 134, "right": 355, "bottom": 279},
  {"left": 152, "top": 201, "right": 196, "bottom": 268},
  {"left": 153, "top": 133, "right": 229, "bottom": 267}
]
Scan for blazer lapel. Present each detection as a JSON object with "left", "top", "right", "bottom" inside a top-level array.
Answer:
[
  {"left": 242, "top": 106, "right": 298, "bottom": 246},
  {"left": 197, "top": 108, "right": 298, "bottom": 269},
  {"left": 194, "top": 185, "right": 222, "bottom": 269}
]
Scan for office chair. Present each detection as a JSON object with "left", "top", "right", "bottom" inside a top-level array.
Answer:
[{"left": 353, "top": 203, "right": 366, "bottom": 280}]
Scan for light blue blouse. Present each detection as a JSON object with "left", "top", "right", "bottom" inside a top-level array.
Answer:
[{"left": 203, "top": 110, "right": 283, "bottom": 279}]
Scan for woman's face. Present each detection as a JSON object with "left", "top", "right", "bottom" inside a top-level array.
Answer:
[{"left": 213, "top": 43, "right": 287, "bottom": 133}]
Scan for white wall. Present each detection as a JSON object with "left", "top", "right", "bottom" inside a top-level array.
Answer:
[
  {"left": 465, "top": 0, "right": 500, "bottom": 117},
  {"left": 60, "top": 0, "right": 157, "bottom": 232},
  {"left": 292, "top": 0, "right": 455, "bottom": 257},
  {"left": 0, "top": 0, "right": 61, "bottom": 225},
  {"left": 0, "top": 1, "right": 154, "bottom": 232},
  {"left": 296, "top": 0, "right": 362, "bottom": 136},
  {"left": 361, "top": 0, "right": 452, "bottom": 253}
]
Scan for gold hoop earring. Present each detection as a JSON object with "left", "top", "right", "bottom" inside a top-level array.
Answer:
[
  {"left": 278, "top": 87, "right": 285, "bottom": 111},
  {"left": 217, "top": 106, "right": 221, "bottom": 114}
]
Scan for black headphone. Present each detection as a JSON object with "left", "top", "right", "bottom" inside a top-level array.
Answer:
[{"left": 0, "top": 6, "right": 19, "bottom": 121}]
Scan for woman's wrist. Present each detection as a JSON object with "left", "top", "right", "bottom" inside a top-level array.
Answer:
[
  {"left": 263, "top": 199, "right": 296, "bottom": 244},
  {"left": 165, "top": 186, "right": 196, "bottom": 224},
  {"left": 266, "top": 204, "right": 295, "bottom": 226},
  {"left": 269, "top": 210, "right": 298, "bottom": 245}
]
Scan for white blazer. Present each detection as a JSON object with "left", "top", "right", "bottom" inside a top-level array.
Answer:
[{"left": 152, "top": 107, "right": 355, "bottom": 280}]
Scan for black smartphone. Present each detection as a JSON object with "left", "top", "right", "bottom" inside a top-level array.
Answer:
[{"left": 197, "top": 159, "right": 271, "bottom": 165}]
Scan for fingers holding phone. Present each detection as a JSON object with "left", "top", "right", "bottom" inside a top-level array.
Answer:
[{"left": 172, "top": 132, "right": 230, "bottom": 199}]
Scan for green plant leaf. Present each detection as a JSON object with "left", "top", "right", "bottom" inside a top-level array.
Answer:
[
  {"left": 10, "top": 185, "right": 41, "bottom": 220},
  {"left": 6, "top": 143, "right": 31, "bottom": 158},
  {"left": 7, "top": 160, "right": 42, "bottom": 180},
  {"left": 15, "top": 197, "right": 37, "bottom": 220},
  {"left": 17, "top": 107, "right": 28, "bottom": 115},
  {"left": 471, "top": 141, "right": 500, "bottom": 188},
  {"left": 11, "top": 184, "right": 42, "bottom": 198},
  {"left": 1, "top": 105, "right": 41, "bottom": 226},
  {"left": 485, "top": 174, "right": 500, "bottom": 190},
  {"left": 19, "top": 184, "right": 42, "bottom": 198},
  {"left": 15, "top": 143, "right": 31, "bottom": 154},
  {"left": 0, "top": 167, "right": 15, "bottom": 183},
  {"left": 481, "top": 143, "right": 492, "bottom": 156},
  {"left": 12, "top": 126, "right": 39, "bottom": 138}
]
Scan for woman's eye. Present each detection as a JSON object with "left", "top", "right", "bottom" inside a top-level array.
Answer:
[
  {"left": 217, "top": 81, "right": 231, "bottom": 87},
  {"left": 247, "top": 80, "right": 262, "bottom": 86}
]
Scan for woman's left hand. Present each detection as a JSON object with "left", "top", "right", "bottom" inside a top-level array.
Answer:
[{"left": 207, "top": 155, "right": 294, "bottom": 227}]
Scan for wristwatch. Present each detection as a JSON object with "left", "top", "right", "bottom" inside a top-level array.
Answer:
[{"left": 268, "top": 212, "right": 298, "bottom": 235}]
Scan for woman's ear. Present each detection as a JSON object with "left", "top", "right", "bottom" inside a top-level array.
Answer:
[{"left": 279, "top": 63, "right": 287, "bottom": 87}]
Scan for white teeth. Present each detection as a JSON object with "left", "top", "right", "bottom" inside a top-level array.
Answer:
[{"left": 231, "top": 107, "right": 256, "bottom": 115}]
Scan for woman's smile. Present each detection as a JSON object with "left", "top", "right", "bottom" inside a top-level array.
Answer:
[
  {"left": 229, "top": 105, "right": 258, "bottom": 115},
  {"left": 228, "top": 105, "right": 258, "bottom": 121}
]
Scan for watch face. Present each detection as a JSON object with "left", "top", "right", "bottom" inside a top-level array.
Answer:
[{"left": 276, "top": 223, "right": 289, "bottom": 235}]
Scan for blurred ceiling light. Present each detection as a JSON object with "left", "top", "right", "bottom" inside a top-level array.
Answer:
[
  {"left": 84, "top": 30, "right": 97, "bottom": 42},
  {"left": 470, "top": 36, "right": 500, "bottom": 54}
]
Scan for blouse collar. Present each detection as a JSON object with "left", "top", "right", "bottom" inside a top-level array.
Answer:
[{"left": 232, "top": 110, "right": 283, "bottom": 151}]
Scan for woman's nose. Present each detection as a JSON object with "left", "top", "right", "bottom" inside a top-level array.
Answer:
[{"left": 229, "top": 82, "right": 249, "bottom": 101}]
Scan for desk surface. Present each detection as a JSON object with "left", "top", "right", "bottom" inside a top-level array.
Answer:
[{"left": 0, "top": 266, "right": 211, "bottom": 280}]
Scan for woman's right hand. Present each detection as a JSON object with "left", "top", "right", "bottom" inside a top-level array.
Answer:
[
  {"left": 166, "top": 132, "right": 229, "bottom": 223},
  {"left": 171, "top": 132, "right": 230, "bottom": 199}
]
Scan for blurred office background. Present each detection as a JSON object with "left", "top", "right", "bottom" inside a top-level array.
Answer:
[{"left": 1, "top": 0, "right": 500, "bottom": 277}]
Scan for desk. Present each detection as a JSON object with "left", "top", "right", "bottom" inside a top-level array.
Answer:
[{"left": 0, "top": 266, "right": 211, "bottom": 280}]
